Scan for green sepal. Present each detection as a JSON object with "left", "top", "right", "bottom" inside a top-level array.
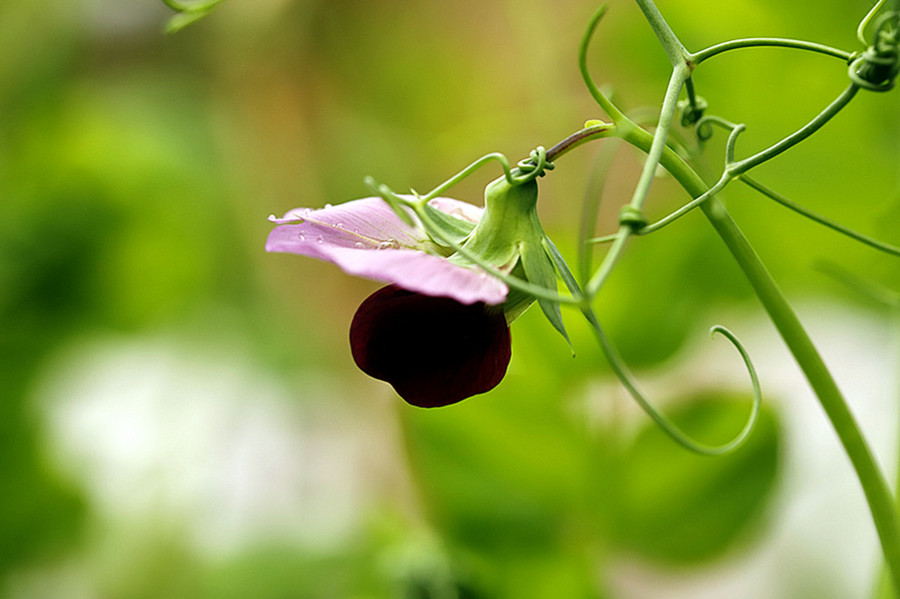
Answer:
[
  {"left": 449, "top": 177, "right": 533, "bottom": 272},
  {"left": 501, "top": 262, "right": 537, "bottom": 323},
  {"left": 422, "top": 202, "right": 477, "bottom": 247},
  {"left": 542, "top": 236, "right": 583, "bottom": 297},
  {"left": 520, "top": 224, "right": 572, "bottom": 352}
]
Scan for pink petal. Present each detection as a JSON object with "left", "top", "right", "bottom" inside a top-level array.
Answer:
[
  {"left": 266, "top": 196, "right": 506, "bottom": 305},
  {"left": 267, "top": 196, "right": 480, "bottom": 250}
]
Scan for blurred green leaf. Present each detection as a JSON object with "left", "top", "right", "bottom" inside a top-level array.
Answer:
[
  {"left": 404, "top": 399, "right": 589, "bottom": 551},
  {"left": 608, "top": 392, "right": 780, "bottom": 564}
]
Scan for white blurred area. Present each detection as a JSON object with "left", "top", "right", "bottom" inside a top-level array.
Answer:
[
  {"left": 604, "top": 303, "right": 900, "bottom": 599},
  {"left": 14, "top": 330, "right": 411, "bottom": 597},
  {"left": 8, "top": 303, "right": 899, "bottom": 598}
]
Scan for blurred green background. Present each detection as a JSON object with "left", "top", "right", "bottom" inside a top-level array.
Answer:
[{"left": 1, "top": 0, "right": 898, "bottom": 597}]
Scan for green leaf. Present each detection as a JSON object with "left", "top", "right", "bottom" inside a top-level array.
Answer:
[{"left": 607, "top": 393, "right": 780, "bottom": 564}]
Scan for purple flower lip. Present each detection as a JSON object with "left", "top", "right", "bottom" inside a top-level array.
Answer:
[
  {"left": 266, "top": 197, "right": 508, "bottom": 305},
  {"left": 350, "top": 285, "right": 511, "bottom": 407}
]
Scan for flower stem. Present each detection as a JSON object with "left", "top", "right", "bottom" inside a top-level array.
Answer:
[
  {"left": 739, "top": 175, "right": 900, "bottom": 257},
  {"left": 730, "top": 84, "right": 860, "bottom": 175},
  {"left": 633, "top": 0, "right": 690, "bottom": 65},
  {"left": 692, "top": 37, "right": 852, "bottom": 64},
  {"left": 629, "top": 127, "right": 900, "bottom": 594},
  {"left": 702, "top": 200, "right": 900, "bottom": 595},
  {"left": 581, "top": 64, "right": 691, "bottom": 299},
  {"left": 570, "top": 0, "right": 899, "bottom": 588},
  {"left": 874, "top": 302, "right": 900, "bottom": 599},
  {"left": 546, "top": 121, "right": 616, "bottom": 163}
]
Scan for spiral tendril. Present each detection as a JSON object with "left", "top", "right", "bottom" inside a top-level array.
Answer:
[
  {"left": 512, "top": 146, "right": 555, "bottom": 183},
  {"left": 849, "top": 11, "right": 899, "bottom": 91}
]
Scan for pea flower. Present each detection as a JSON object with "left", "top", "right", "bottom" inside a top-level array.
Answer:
[{"left": 266, "top": 177, "right": 569, "bottom": 407}]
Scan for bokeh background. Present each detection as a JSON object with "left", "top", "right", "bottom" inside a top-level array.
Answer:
[{"left": 1, "top": 0, "right": 898, "bottom": 597}]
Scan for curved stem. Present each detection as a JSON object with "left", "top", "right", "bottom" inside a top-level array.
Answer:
[
  {"left": 634, "top": 0, "right": 690, "bottom": 65},
  {"left": 583, "top": 304, "right": 762, "bottom": 456},
  {"left": 624, "top": 126, "right": 900, "bottom": 594},
  {"left": 634, "top": 174, "right": 731, "bottom": 235},
  {"left": 732, "top": 84, "right": 859, "bottom": 174},
  {"left": 578, "top": 6, "right": 629, "bottom": 124},
  {"left": 702, "top": 197, "right": 900, "bottom": 593},
  {"left": 546, "top": 121, "right": 617, "bottom": 162},
  {"left": 549, "top": 238, "right": 762, "bottom": 456},
  {"left": 692, "top": 37, "right": 853, "bottom": 64},
  {"left": 584, "top": 225, "right": 631, "bottom": 299},
  {"left": 418, "top": 153, "right": 519, "bottom": 201},
  {"left": 581, "top": 64, "right": 691, "bottom": 299},
  {"left": 627, "top": 64, "right": 691, "bottom": 211},
  {"left": 860, "top": 0, "right": 889, "bottom": 46},
  {"left": 740, "top": 176, "right": 900, "bottom": 257}
]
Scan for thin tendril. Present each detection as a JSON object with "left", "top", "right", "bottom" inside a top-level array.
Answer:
[
  {"left": 579, "top": 6, "right": 629, "bottom": 124},
  {"left": 582, "top": 66, "right": 690, "bottom": 299},
  {"left": 692, "top": 38, "right": 852, "bottom": 64},
  {"left": 860, "top": 0, "right": 889, "bottom": 46},
  {"left": 627, "top": 65, "right": 690, "bottom": 212},
  {"left": 417, "top": 153, "right": 514, "bottom": 202},
  {"left": 546, "top": 121, "right": 616, "bottom": 162},
  {"left": 631, "top": 175, "right": 731, "bottom": 236},
  {"left": 418, "top": 149, "right": 552, "bottom": 203},
  {"left": 586, "top": 233, "right": 618, "bottom": 245},
  {"left": 723, "top": 124, "right": 747, "bottom": 166},
  {"left": 583, "top": 306, "right": 761, "bottom": 456},
  {"left": 740, "top": 176, "right": 900, "bottom": 257},
  {"left": 550, "top": 247, "right": 762, "bottom": 455},
  {"left": 731, "top": 84, "right": 859, "bottom": 175}
]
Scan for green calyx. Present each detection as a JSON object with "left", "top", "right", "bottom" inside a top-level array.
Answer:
[{"left": 450, "top": 177, "right": 572, "bottom": 347}]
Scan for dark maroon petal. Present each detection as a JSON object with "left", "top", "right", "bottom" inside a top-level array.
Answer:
[{"left": 349, "top": 285, "right": 511, "bottom": 408}]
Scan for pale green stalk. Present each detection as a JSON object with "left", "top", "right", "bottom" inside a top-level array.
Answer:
[
  {"left": 581, "top": 0, "right": 900, "bottom": 590},
  {"left": 621, "top": 109, "right": 900, "bottom": 598}
]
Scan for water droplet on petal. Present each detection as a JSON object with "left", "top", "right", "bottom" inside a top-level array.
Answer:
[
  {"left": 316, "top": 235, "right": 324, "bottom": 244},
  {"left": 377, "top": 239, "right": 399, "bottom": 250},
  {"left": 335, "top": 222, "right": 345, "bottom": 229},
  {"left": 324, "top": 203, "right": 333, "bottom": 209},
  {"left": 354, "top": 242, "right": 365, "bottom": 249},
  {"left": 298, "top": 231, "right": 306, "bottom": 241}
]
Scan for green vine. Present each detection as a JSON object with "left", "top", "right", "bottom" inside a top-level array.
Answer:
[{"left": 360, "top": 0, "right": 900, "bottom": 591}]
